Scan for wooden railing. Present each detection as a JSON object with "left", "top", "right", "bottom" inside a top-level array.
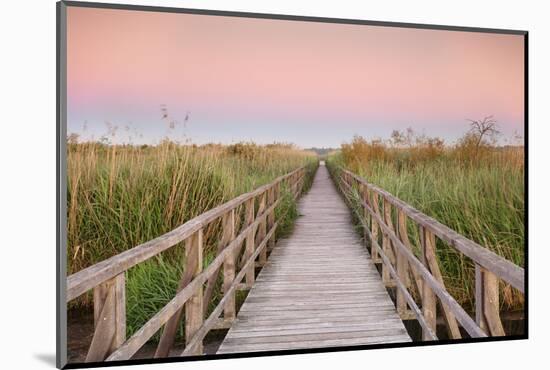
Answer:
[
  {"left": 333, "top": 167, "right": 524, "bottom": 340},
  {"left": 66, "top": 166, "right": 307, "bottom": 362}
]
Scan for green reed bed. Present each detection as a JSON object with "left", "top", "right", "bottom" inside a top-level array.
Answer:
[
  {"left": 327, "top": 145, "right": 524, "bottom": 311},
  {"left": 67, "top": 141, "right": 318, "bottom": 338}
]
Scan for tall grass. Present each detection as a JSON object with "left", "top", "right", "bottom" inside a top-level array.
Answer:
[
  {"left": 327, "top": 135, "right": 524, "bottom": 310},
  {"left": 67, "top": 141, "right": 318, "bottom": 337}
]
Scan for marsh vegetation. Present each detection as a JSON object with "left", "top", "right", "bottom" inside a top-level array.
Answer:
[
  {"left": 67, "top": 139, "right": 318, "bottom": 338},
  {"left": 327, "top": 119, "right": 524, "bottom": 311}
]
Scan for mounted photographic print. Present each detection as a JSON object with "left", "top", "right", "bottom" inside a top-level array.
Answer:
[{"left": 56, "top": 1, "right": 527, "bottom": 368}]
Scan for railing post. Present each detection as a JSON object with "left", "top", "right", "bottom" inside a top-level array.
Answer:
[
  {"left": 185, "top": 229, "right": 204, "bottom": 355},
  {"left": 422, "top": 227, "right": 462, "bottom": 339},
  {"left": 397, "top": 210, "right": 426, "bottom": 308},
  {"left": 395, "top": 241, "right": 408, "bottom": 316},
  {"left": 202, "top": 208, "right": 238, "bottom": 318},
  {"left": 359, "top": 183, "right": 368, "bottom": 248},
  {"left": 296, "top": 170, "right": 299, "bottom": 191},
  {"left": 397, "top": 211, "right": 413, "bottom": 289},
  {"left": 267, "top": 185, "right": 276, "bottom": 252},
  {"left": 382, "top": 198, "right": 397, "bottom": 287},
  {"left": 370, "top": 191, "right": 381, "bottom": 264},
  {"left": 293, "top": 168, "right": 303, "bottom": 198},
  {"left": 155, "top": 236, "right": 196, "bottom": 357},
  {"left": 223, "top": 210, "right": 236, "bottom": 322},
  {"left": 245, "top": 198, "right": 256, "bottom": 287},
  {"left": 343, "top": 172, "right": 348, "bottom": 190},
  {"left": 420, "top": 227, "right": 437, "bottom": 340},
  {"left": 475, "top": 264, "right": 488, "bottom": 333},
  {"left": 86, "top": 273, "right": 126, "bottom": 362},
  {"left": 475, "top": 265, "right": 505, "bottom": 336},
  {"left": 257, "top": 191, "right": 267, "bottom": 266}
]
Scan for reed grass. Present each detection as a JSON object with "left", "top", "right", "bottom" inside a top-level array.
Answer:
[
  {"left": 67, "top": 140, "right": 317, "bottom": 337},
  {"left": 327, "top": 135, "right": 524, "bottom": 310}
]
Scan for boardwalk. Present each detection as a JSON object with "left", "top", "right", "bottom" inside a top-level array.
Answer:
[
  {"left": 217, "top": 164, "right": 411, "bottom": 354},
  {"left": 65, "top": 163, "right": 524, "bottom": 365}
]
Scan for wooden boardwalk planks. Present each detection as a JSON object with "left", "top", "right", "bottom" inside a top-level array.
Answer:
[{"left": 217, "top": 164, "right": 411, "bottom": 354}]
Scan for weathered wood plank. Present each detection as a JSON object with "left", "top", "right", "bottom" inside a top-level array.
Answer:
[
  {"left": 222, "top": 328, "right": 410, "bottom": 345},
  {"left": 245, "top": 198, "right": 255, "bottom": 288},
  {"left": 223, "top": 210, "right": 237, "bottom": 321},
  {"left": 374, "top": 192, "right": 393, "bottom": 284},
  {"left": 420, "top": 228, "right": 437, "bottom": 340},
  {"left": 397, "top": 211, "right": 421, "bottom": 296},
  {"left": 218, "top": 335, "right": 408, "bottom": 354},
  {"left": 476, "top": 266, "right": 506, "bottom": 336},
  {"left": 155, "top": 237, "right": 196, "bottom": 358},
  {"left": 422, "top": 229, "right": 461, "bottom": 339},
  {"left": 203, "top": 210, "right": 236, "bottom": 316},
  {"left": 267, "top": 187, "right": 276, "bottom": 251},
  {"left": 257, "top": 192, "right": 267, "bottom": 266},
  {"left": 86, "top": 283, "right": 116, "bottom": 362},
  {"left": 86, "top": 273, "right": 126, "bottom": 362},
  {"left": 475, "top": 264, "right": 488, "bottom": 332},
  {"left": 233, "top": 314, "right": 406, "bottom": 327},
  {"left": 184, "top": 230, "right": 204, "bottom": 355},
  {"left": 218, "top": 164, "right": 410, "bottom": 354}
]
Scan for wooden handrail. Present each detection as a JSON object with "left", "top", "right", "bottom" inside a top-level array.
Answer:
[
  {"left": 341, "top": 168, "right": 524, "bottom": 292},
  {"left": 68, "top": 166, "right": 308, "bottom": 362},
  {"left": 106, "top": 204, "right": 280, "bottom": 361},
  {"left": 333, "top": 166, "right": 524, "bottom": 339},
  {"left": 67, "top": 166, "right": 304, "bottom": 302},
  {"left": 180, "top": 221, "right": 278, "bottom": 356}
]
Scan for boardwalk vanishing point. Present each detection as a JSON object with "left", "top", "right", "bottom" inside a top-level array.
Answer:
[{"left": 218, "top": 164, "right": 411, "bottom": 353}]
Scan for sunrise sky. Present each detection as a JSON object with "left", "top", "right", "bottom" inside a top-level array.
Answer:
[{"left": 67, "top": 6, "right": 525, "bottom": 148}]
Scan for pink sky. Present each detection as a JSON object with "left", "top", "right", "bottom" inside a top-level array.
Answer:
[{"left": 67, "top": 6, "right": 524, "bottom": 147}]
